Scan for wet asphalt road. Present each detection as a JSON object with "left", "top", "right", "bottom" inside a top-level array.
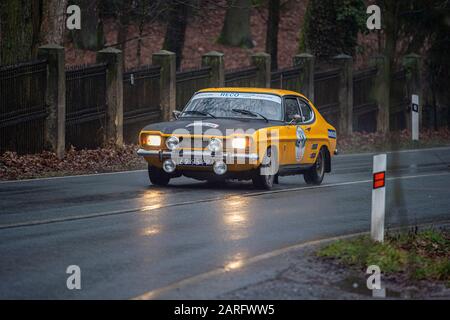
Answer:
[{"left": 0, "top": 147, "right": 450, "bottom": 299}]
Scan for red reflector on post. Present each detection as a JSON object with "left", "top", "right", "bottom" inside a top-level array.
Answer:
[{"left": 373, "top": 171, "right": 385, "bottom": 189}]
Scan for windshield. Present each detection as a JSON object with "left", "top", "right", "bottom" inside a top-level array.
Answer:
[{"left": 181, "top": 92, "right": 283, "bottom": 121}]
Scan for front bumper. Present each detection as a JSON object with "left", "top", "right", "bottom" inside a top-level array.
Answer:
[{"left": 137, "top": 149, "right": 259, "bottom": 163}]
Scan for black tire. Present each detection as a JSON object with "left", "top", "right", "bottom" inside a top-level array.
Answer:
[
  {"left": 148, "top": 164, "right": 171, "bottom": 186},
  {"left": 304, "top": 147, "right": 326, "bottom": 185},
  {"left": 252, "top": 147, "right": 278, "bottom": 190}
]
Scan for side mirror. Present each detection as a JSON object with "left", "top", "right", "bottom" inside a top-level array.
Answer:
[{"left": 172, "top": 110, "right": 181, "bottom": 120}]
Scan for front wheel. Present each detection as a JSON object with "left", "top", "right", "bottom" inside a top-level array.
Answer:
[
  {"left": 148, "top": 165, "right": 171, "bottom": 186},
  {"left": 252, "top": 147, "right": 278, "bottom": 190},
  {"left": 304, "top": 148, "right": 325, "bottom": 185}
]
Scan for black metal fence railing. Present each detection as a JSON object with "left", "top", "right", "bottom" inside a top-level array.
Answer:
[
  {"left": 353, "top": 67, "right": 378, "bottom": 132},
  {"left": 314, "top": 68, "right": 341, "bottom": 128},
  {"left": 270, "top": 66, "right": 302, "bottom": 91},
  {"left": 390, "top": 69, "right": 408, "bottom": 131},
  {"left": 123, "top": 65, "right": 161, "bottom": 144},
  {"left": 0, "top": 60, "right": 47, "bottom": 155},
  {"left": 65, "top": 63, "right": 107, "bottom": 149},
  {"left": 225, "top": 66, "right": 258, "bottom": 88},
  {"left": 176, "top": 67, "right": 211, "bottom": 110},
  {"left": 0, "top": 53, "right": 426, "bottom": 156}
]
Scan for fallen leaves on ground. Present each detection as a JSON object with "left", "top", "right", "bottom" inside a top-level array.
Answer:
[
  {"left": 1, "top": 129, "right": 449, "bottom": 181},
  {"left": 0, "top": 143, "right": 146, "bottom": 181},
  {"left": 338, "top": 128, "right": 450, "bottom": 154}
]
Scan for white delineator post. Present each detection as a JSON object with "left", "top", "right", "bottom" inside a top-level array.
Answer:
[
  {"left": 411, "top": 94, "right": 419, "bottom": 141},
  {"left": 371, "top": 154, "right": 387, "bottom": 243}
]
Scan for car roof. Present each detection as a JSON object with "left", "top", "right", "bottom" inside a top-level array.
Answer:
[{"left": 197, "top": 87, "right": 309, "bottom": 100}]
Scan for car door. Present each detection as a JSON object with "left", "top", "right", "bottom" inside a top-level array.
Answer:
[
  {"left": 297, "top": 98, "right": 317, "bottom": 164},
  {"left": 283, "top": 97, "right": 307, "bottom": 165}
]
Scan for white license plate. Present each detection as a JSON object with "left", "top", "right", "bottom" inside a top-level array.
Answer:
[{"left": 177, "top": 158, "right": 214, "bottom": 166}]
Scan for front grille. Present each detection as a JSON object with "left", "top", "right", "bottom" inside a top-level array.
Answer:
[
  {"left": 178, "top": 137, "right": 209, "bottom": 149},
  {"left": 166, "top": 136, "right": 251, "bottom": 153}
]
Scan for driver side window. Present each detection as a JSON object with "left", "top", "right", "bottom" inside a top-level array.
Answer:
[{"left": 284, "top": 98, "right": 300, "bottom": 123}]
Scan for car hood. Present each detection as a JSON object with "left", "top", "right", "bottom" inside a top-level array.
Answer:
[{"left": 141, "top": 118, "right": 282, "bottom": 135}]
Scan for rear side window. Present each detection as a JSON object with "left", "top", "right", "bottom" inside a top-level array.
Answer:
[{"left": 299, "top": 100, "right": 314, "bottom": 123}]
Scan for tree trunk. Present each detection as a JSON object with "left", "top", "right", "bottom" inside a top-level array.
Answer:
[
  {"left": 71, "top": 0, "right": 104, "bottom": 50},
  {"left": 39, "top": 0, "right": 68, "bottom": 45},
  {"left": 31, "top": 0, "right": 42, "bottom": 57},
  {"left": 116, "top": 1, "right": 132, "bottom": 68},
  {"left": 137, "top": 20, "right": 145, "bottom": 66},
  {"left": 218, "top": 0, "right": 254, "bottom": 48},
  {"left": 162, "top": 0, "right": 189, "bottom": 70},
  {"left": 265, "top": 0, "right": 280, "bottom": 70},
  {"left": 0, "top": 0, "right": 34, "bottom": 64},
  {"left": 381, "top": 0, "right": 401, "bottom": 131}
]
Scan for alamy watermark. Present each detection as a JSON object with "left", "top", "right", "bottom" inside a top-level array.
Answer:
[
  {"left": 66, "top": 5, "right": 81, "bottom": 30},
  {"left": 67, "top": 4, "right": 380, "bottom": 32},
  {"left": 366, "top": 265, "right": 386, "bottom": 297},
  {"left": 366, "top": 5, "right": 382, "bottom": 30},
  {"left": 66, "top": 265, "right": 81, "bottom": 290}
]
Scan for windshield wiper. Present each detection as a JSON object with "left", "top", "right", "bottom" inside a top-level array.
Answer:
[
  {"left": 182, "top": 110, "right": 216, "bottom": 118},
  {"left": 232, "top": 109, "right": 269, "bottom": 122}
]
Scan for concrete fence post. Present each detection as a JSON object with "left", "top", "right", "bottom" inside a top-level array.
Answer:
[
  {"left": 293, "top": 53, "right": 315, "bottom": 102},
  {"left": 332, "top": 54, "right": 353, "bottom": 135},
  {"left": 370, "top": 54, "right": 390, "bottom": 134},
  {"left": 402, "top": 53, "right": 422, "bottom": 130},
  {"left": 37, "top": 44, "right": 66, "bottom": 159},
  {"left": 202, "top": 51, "right": 225, "bottom": 87},
  {"left": 97, "top": 48, "right": 124, "bottom": 146},
  {"left": 251, "top": 52, "right": 271, "bottom": 88},
  {"left": 153, "top": 50, "right": 176, "bottom": 121}
]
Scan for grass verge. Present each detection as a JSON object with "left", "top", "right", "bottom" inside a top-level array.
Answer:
[{"left": 317, "top": 228, "right": 450, "bottom": 285}]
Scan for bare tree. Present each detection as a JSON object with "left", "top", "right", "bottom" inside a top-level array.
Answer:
[
  {"left": 70, "top": 0, "right": 104, "bottom": 50},
  {"left": 265, "top": 0, "right": 280, "bottom": 70},
  {"left": 116, "top": 0, "right": 133, "bottom": 56},
  {"left": 162, "top": 0, "right": 190, "bottom": 70},
  {"left": 38, "top": 0, "right": 69, "bottom": 45},
  {"left": 0, "top": 0, "right": 67, "bottom": 64},
  {"left": 218, "top": 0, "right": 254, "bottom": 48},
  {"left": 0, "top": 0, "right": 34, "bottom": 64}
]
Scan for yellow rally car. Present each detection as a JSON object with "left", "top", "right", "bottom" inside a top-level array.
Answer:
[{"left": 137, "top": 88, "right": 337, "bottom": 189}]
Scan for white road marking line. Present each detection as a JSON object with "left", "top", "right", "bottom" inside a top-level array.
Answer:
[
  {"left": 133, "top": 219, "right": 450, "bottom": 300},
  {"left": 240, "top": 171, "right": 450, "bottom": 198},
  {"left": 337, "top": 145, "right": 450, "bottom": 158},
  {"left": 1, "top": 171, "right": 449, "bottom": 230}
]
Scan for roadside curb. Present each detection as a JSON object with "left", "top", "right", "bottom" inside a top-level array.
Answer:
[
  {"left": 2, "top": 145, "right": 449, "bottom": 184},
  {"left": 133, "top": 220, "right": 450, "bottom": 300}
]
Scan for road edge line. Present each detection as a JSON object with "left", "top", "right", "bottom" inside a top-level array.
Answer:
[{"left": 337, "top": 145, "right": 450, "bottom": 158}]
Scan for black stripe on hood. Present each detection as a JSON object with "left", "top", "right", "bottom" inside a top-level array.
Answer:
[{"left": 141, "top": 118, "right": 283, "bottom": 135}]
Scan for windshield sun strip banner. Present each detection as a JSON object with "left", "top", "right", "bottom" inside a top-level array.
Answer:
[{"left": 193, "top": 92, "right": 282, "bottom": 104}]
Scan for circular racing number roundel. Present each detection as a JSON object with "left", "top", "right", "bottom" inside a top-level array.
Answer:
[{"left": 296, "top": 126, "right": 307, "bottom": 162}]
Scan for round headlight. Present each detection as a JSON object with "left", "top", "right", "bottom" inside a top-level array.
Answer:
[
  {"left": 208, "top": 138, "right": 223, "bottom": 152},
  {"left": 166, "top": 136, "right": 180, "bottom": 150}
]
